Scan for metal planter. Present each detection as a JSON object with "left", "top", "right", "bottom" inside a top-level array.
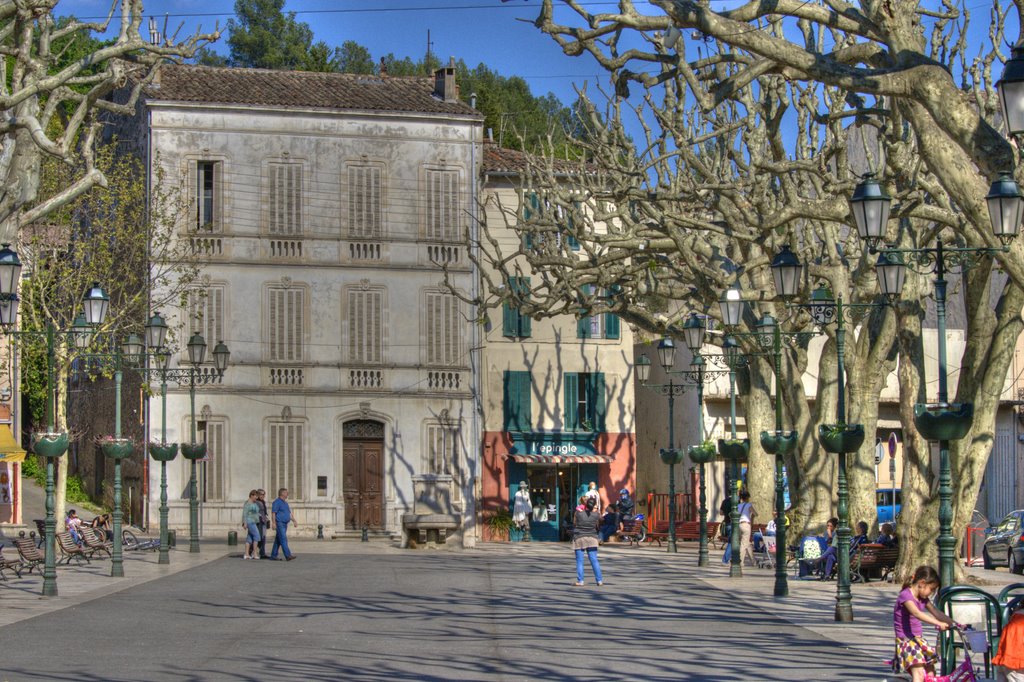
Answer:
[
  {"left": 149, "top": 443, "right": 179, "bottom": 462},
  {"left": 717, "top": 438, "right": 750, "bottom": 462},
  {"left": 660, "top": 448, "right": 685, "bottom": 466},
  {"left": 818, "top": 424, "right": 866, "bottom": 454},
  {"left": 760, "top": 430, "right": 799, "bottom": 455},
  {"left": 180, "top": 442, "right": 207, "bottom": 460},
  {"left": 31, "top": 432, "right": 68, "bottom": 458},
  {"left": 914, "top": 403, "right": 974, "bottom": 442},
  {"left": 100, "top": 438, "right": 135, "bottom": 460},
  {"left": 687, "top": 444, "right": 717, "bottom": 464}
]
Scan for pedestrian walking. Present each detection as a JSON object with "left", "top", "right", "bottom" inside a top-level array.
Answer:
[
  {"left": 241, "top": 490, "right": 260, "bottom": 559},
  {"left": 572, "top": 496, "right": 603, "bottom": 586},
  {"left": 737, "top": 490, "right": 756, "bottom": 567},
  {"left": 256, "top": 489, "right": 270, "bottom": 559},
  {"left": 893, "top": 565, "right": 956, "bottom": 682},
  {"left": 270, "top": 487, "right": 295, "bottom": 561}
]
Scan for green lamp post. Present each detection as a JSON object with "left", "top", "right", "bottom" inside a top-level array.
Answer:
[
  {"left": 719, "top": 334, "right": 749, "bottom": 579},
  {"left": 852, "top": 172, "right": 1023, "bottom": 587}
]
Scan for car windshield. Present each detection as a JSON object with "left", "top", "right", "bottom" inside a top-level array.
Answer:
[{"left": 999, "top": 515, "right": 1019, "bottom": 532}]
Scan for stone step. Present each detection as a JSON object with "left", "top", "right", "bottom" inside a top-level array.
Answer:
[{"left": 329, "top": 529, "right": 396, "bottom": 542}]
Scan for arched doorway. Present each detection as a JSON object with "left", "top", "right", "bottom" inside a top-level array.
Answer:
[{"left": 342, "top": 419, "right": 384, "bottom": 530}]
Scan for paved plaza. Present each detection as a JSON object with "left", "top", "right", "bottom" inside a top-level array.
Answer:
[{"left": 0, "top": 537, "right": 1012, "bottom": 681}]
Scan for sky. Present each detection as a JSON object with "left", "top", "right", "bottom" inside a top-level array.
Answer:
[{"left": 55, "top": 0, "right": 632, "bottom": 109}]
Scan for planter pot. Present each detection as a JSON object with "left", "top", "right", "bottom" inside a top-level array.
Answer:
[
  {"left": 180, "top": 442, "right": 207, "bottom": 460},
  {"left": 717, "top": 438, "right": 750, "bottom": 462},
  {"left": 31, "top": 432, "right": 68, "bottom": 458},
  {"left": 100, "top": 438, "right": 135, "bottom": 460},
  {"left": 687, "top": 445, "right": 717, "bottom": 465},
  {"left": 914, "top": 403, "right": 974, "bottom": 442},
  {"left": 760, "top": 430, "right": 798, "bottom": 455},
  {"left": 660, "top": 448, "right": 685, "bottom": 466},
  {"left": 818, "top": 424, "right": 865, "bottom": 454},
  {"left": 149, "top": 443, "right": 179, "bottom": 462}
]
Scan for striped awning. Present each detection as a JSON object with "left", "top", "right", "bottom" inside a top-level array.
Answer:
[
  {"left": 0, "top": 425, "right": 25, "bottom": 463},
  {"left": 508, "top": 454, "right": 614, "bottom": 464}
]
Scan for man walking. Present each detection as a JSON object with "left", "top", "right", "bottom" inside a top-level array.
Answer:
[
  {"left": 270, "top": 488, "right": 295, "bottom": 561},
  {"left": 256, "top": 489, "right": 270, "bottom": 559}
]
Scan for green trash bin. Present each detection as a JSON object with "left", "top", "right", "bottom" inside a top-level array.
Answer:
[
  {"left": 227, "top": 530, "right": 238, "bottom": 546},
  {"left": 167, "top": 530, "right": 176, "bottom": 548}
]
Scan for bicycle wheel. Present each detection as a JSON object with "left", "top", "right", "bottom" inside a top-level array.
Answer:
[{"left": 121, "top": 529, "right": 139, "bottom": 547}]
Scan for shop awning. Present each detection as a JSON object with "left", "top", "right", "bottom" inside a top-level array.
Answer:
[
  {"left": 508, "top": 454, "right": 614, "bottom": 464},
  {"left": 0, "top": 425, "right": 26, "bottom": 463}
]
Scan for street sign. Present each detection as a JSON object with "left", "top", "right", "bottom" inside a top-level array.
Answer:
[
  {"left": 888, "top": 432, "right": 898, "bottom": 458},
  {"left": 874, "top": 440, "right": 885, "bottom": 465}
]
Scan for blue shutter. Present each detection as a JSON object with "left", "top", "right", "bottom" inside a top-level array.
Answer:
[
  {"left": 591, "top": 373, "right": 607, "bottom": 432},
  {"left": 604, "top": 312, "right": 620, "bottom": 339},
  {"left": 564, "top": 373, "right": 579, "bottom": 430},
  {"left": 577, "top": 316, "right": 590, "bottom": 339},
  {"left": 517, "top": 277, "right": 532, "bottom": 338},
  {"left": 502, "top": 301, "right": 516, "bottom": 337},
  {"left": 504, "top": 371, "right": 532, "bottom": 432},
  {"left": 566, "top": 202, "right": 580, "bottom": 250}
]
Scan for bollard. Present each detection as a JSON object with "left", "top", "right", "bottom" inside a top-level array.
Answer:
[
  {"left": 167, "top": 529, "right": 176, "bottom": 548},
  {"left": 227, "top": 530, "right": 238, "bottom": 546},
  {"left": 18, "top": 530, "right": 25, "bottom": 538},
  {"left": 317, "top": 524, "right": 324, "bottom": 540},
  {"left": 361, "top": 524, "right": 369, "bottom": 542}
]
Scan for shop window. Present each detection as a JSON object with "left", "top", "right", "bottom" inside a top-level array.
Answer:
[
  {"left": 564, "top": 372, "right": 606, "bottom": 432},
  {"left": 503, "top": 371, "right": 532, "bottom": 432}
]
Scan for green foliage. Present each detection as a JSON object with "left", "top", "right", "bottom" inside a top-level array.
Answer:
[
  {"left": 336, "top": 41, "right": 374, "bottom": 75},
  {"left": 18, "top": 456, "right": 92, "bottom": 505},
  {"left": 226, "top": 0, "right": 315, "bottom": 69},
  {"left": 65, "top": 474, "right": 91, "bottom": 505},
  {"left": 195, "top": 46, "right": 229, "bottom": 67},
  {"left": 486, "top": 507, "right": 515, "bottom": 537}
]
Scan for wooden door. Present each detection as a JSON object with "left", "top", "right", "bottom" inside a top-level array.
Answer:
[{"left": 343, "top": 441, "right": 384, "bottom": 530}]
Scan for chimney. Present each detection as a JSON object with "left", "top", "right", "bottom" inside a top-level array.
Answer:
[
  {"left": 379, "top": 56, "right": 388, "bottom": 77},
  {"left": 434, "top": 56, "right": 458, "bottom": 103}
]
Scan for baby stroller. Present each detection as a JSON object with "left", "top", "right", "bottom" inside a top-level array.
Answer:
[{"left": 886, "top": 625, "right": 982, "bottom": 681}]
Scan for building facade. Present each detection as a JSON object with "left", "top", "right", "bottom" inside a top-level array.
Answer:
[{"left": 123, "top": 64, "right": 484, "bottom": 543}]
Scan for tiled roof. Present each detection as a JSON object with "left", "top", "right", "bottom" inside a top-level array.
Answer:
[
  {"left": 483, "top": 141, "right": 587, "bottom": 175},
  {"left": 145, "top": 64, "right": 481, "bottom": 117}
]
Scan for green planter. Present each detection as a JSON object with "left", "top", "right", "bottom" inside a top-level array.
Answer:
[
  {"left": 149, "top": 443, "right": 179, "bottom": 462},
  {"left": 180, "top": 442, "right": 207, "bottom": 460},
  {"left": 100, "top": 438, "right": 135, "bottom": 460},
  {"left": 760, "top": 430, "right": 798, "bottom": 455},
  {"left": 31, "top": 432, "right": 68, "bottom": 458},
  {"left": 687, "top": 444, "right": 717, "bottom": 465},
  {"left": 914, "top": 403, "right": 974, "bottom": 442},
  {"left": 818, "top": 424, "right": 866, "bottom": 454},
  {"left": 660, "top": 448, "right": 685, "bottom": 466},
  {"left": 717, "top": 438, "right": 750, "bottom": 462}
]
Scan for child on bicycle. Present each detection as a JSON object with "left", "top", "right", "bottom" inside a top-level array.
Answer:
[{"left": 894, "top": 565, "right": 957, "bottom": 682}]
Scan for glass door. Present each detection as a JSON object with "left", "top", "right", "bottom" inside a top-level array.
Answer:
[{"left": 527, "top": 466, "right": 559, "bottom": 541}]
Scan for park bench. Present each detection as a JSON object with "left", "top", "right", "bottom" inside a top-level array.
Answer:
[
  {"left": 13, "top": 537, "right": 44, "bottom": 573},
  {"left": 648, "top": 520, "right": 721, "bottom": 546},
  {"left": 852, "top": 543, "right": 899, "bottom": 582},
  {"left": 615, "top": 519, "right": 647, "bottom": 546},
  {"left": 33, "top": 519, "right": 46, "bottom": 547},
  {"left": 55, "top": 531, "right": 89, "bottom": 565},
  {"left": 0, "top": 546, "right": 23, "bottom": 579},
  {"left": 80, "top": 527, "right": 112, "bottom": 558}
]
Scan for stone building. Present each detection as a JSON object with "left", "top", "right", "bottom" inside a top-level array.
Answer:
[{"left": 119, "top": 63, "right": 484, "bottom": 544}]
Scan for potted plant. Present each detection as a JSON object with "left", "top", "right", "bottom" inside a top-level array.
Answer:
[
  {"left": 818, "top": 423, "right": 865, "bottom": 454},
  {"left": 31, "top": 431, "right": 69, "bottom": 458},
  {"left": 760, "top": 430, "right": 799, "bottom": 455},
  {"left": 485, "top": 507, "right": 516, "bottom": 542},
  {"left": 914, "top": 402, "right": 974, "bottom": 442},
  {"left": 180, "top": 442, "right": 207, "bottom": 460},
  {"left": 148, "top": 442, "right": 179, "bottom": 462},
  {"left": 659, "top": 447, "right": 685, "bottom": 466},
  {"left": 98, "top": 435, "right": 134, "bottom": 460},
  {"left": 717, "top": 438, "right": 750, "bottom": 462},
  {"left": 688, "top": 440, "right": 717, "bottom": 464}
]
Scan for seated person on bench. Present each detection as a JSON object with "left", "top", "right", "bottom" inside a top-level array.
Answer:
[
  {"left": 875, "top": 522, "right": 897, "bottom": 548},
  {"left": 599, "top": 504, "right": 618, "bottom": 543},
  {"left": 66, "top": 510, "right": 84, "bottom": 545}
]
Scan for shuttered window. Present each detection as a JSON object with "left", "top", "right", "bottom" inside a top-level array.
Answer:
[
  {"left": 502, "top": 277, "right": 532, "bottom": 339},
  {"left": 424, "top": 422, "right": 460, "bottom": 477},
  {"left": 349, "top": 165, "right": 382, "bottom": 238},
  {"left": 198, "top": 420, "right": 226, "bottom": 502},
  {"left": 269, "top": 163, "right": 302, "bottom": 235},
  {"left": 425, "top": 292, "right": 460, "bottom": 366},
  {"left": 186, "top": 286, "right": 225, "bottom": 356},
  {"left": 576, "top": 286, "right": 620, "bottom": 340},
  {"left": 564, "top": 372, "right": 606, "bottom": 432},
  {"left": 268, "top": 422, "right": 304, "bottom": 501},
  {"left": 503, "top": 371, "right": 532, "bottom": 432},
  {"left": 268, "top": 287, "right": 304, "bottom": 362},
  {"left": 192, "top": 160, "right": 222, "bottom": 232},
  {"left": 348, "top": 289, "right": 382, "bottom": 364},
  {"left": 426, "top": 169, "right": 459, "bottom": 241}
]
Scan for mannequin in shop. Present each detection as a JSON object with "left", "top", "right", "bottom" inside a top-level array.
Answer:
[
  {"left": 583, "top": 482, "right": 600, "bottom": 509},
  {"left": 512, "top": 481, "right": 533, "bottom": 540}
]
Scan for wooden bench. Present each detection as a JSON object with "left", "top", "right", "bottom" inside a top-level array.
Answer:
[
  {"left": 615, "top": 519, "right": 646, "bottom": 546},
  {"left": 0, "top": 546, "right": 23, "bottom": 579},
  {"left": 646, "top": 520, "right": 722, "bottom": 547},
  {"left": 55, "top": 531, "right": 89, "bottom": 565},
  {"left": 13, "top": 537, "right": 44, "bottom": 573},
  {"left": 80, "top": 527, "right": 112, "bottom": 558},
  {"left": 853, "top": 543, "right": 899, "bottom": 582}
]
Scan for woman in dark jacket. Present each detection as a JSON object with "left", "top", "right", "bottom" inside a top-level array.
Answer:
[{"left": 572, "top": 496, "right": 603, "bottom": 586}]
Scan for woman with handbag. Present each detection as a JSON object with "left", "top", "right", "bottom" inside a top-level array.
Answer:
[{"left": 572, "top": 496, "right": 603, "bottom": 586}]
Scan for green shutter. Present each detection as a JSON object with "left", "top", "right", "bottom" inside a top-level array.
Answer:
[
  {"left": 604, "top": 311, "right": 619, "bottom": 339},
  {"left": 591, "top": 373, "right": 607, "bottom": 432},
  {"left": 577, "top": 316, "right": 590, "bottom": 339},
  {"left": 517, "top": 277, "right": 532, "bottom": 338},
  {"left": 504, "top": 371, "right": 531, "bottom": 432},
  {"left": 503, "top": 301, "right": 516, "bottom": 337},
  {"left": 516, "top": 372, "right": 532, "bottom": 431},
  {"left": 564, "top": 373, "right": 579, "bottom": 430},
  {"left": 524, "top": 192, "right": 539, "bottom": 220}
]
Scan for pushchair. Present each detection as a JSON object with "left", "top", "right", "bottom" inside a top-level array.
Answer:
[{"left": 885, "top": 626, "right": 983, "bottom": 681}]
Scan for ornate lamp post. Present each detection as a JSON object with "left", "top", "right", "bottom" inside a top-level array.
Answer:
[
  {"left": 997, "top": 40, "right": 1024, "bottom": 137},
  {"left": 718, "top": 334, "right": 749, "bottom": 578},
  {"left": 0, "top": 244, "right": 110, "bottom": 596},
  {"left": 635, "top": 338, "right": 687, "bottom": 553},
  {"left": 143, "top": 313, "right": 178, "bottom": 565},
  {"left": 852, "top": 173, "right": 1023, "bottom": 587}
]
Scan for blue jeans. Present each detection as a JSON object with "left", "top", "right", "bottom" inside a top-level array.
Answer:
[
  {"left": 575, "top": 547, "right": 602, "bottom": 583},
  {"left": 271, "top": 522, "right": 292, "bottom": 559}
]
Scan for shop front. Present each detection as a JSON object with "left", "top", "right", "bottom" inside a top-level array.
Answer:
[{"left": 481, "top": 430, "right": 630, "bottom": 540}]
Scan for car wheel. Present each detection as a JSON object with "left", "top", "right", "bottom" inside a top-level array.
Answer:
[
  {"left": 1011, "top": 551, "right": 1024, "bottom": 575},
  {"left": 984, "top": 548, "right": 994, "bottom": 570}
]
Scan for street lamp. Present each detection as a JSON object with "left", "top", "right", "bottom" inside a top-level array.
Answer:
[
  {"left": 719, "top": 334, "right": 749, "bottom": 579},
  {"left": 997, "top": 39, "right": 1024, "bottom": 136},
  {"left": 855, "top": 177, "right": 1021, "bottom": 587},
  {"left": 636, "top": 338, "right": 687, "bottom": 553},
  {"left": 0, "top": 261, "right": 110, "bottom": 597},
  {"left": 849, "top": 174, "right": 892, "bottom": 252}
]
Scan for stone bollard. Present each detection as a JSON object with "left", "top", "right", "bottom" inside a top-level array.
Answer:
[
  {"left": 227, "top": 530, "right": 238, "bottom": 546},
  {"left": 317, "top": 524, "right": 324, "bottom": 539},
  {"left": 362, "top": 524, "right": 369, "bottom": 542}
]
